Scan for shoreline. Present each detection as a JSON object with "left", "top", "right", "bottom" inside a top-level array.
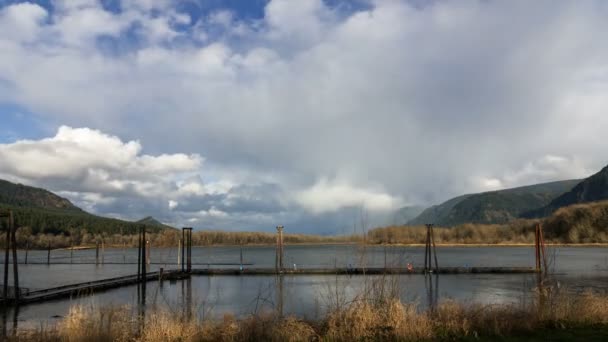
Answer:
[{"left": 27, "top": 242, "right": 608, "bottom": 251}]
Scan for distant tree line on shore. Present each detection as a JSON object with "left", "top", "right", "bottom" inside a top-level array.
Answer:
[
  {"left": 3, "top": 201, "right": 608, "bottom": 250},
  {"left": 368, "top": 200, "right": 608, "bottom": 244}
]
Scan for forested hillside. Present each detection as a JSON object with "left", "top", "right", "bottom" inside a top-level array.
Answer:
[{"left": 0, "top": 179, "right": 165, "bottom": 235}]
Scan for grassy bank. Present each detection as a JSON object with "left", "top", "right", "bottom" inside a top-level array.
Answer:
[{"left": 6, "top": 290, "right": 608, "bottom": 341}]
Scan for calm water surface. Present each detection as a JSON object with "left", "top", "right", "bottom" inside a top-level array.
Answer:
[{"left": 1, "top": 245, "right": 607, "bottom": 330}]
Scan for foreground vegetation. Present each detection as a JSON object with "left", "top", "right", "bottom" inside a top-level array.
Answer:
[{"left": 6, "top": 287, "right": 608, "bottom": 341}]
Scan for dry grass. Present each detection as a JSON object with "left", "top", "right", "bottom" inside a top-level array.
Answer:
[{"left": 6, "top": 288, "right": 608, "bottom": 342}]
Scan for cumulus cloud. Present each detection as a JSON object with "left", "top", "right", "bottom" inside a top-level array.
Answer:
[
  {"left": 0, "top": 126, "right": 201, "bottom": 192},
  {"left": 0, "top": 0, "right": 607, "bottom": 231},
  {"left": 296, "top": 178, "right": 402, "bottom": 214}
]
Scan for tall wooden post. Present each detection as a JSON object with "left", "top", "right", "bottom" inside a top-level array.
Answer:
[
  {"left": 177, "top": 238, "right": 181, "bottom": 267},
  {"left": 424, "top": 224, "right": 438, "bottom": 273},
  {"left": 146, "top": 240, "right": 150, "bottom": 266},
  {"left": 1, "top": 210, "right": 19, "bottom": 301},
  {"left": 141, "top": 227, "right": 147, "bottom": 280},
  {"left": 137, "top": 227, "right": 142, "bottom": 282},
  {"left": 181, "top": 228, "right": 186, "bottom": 273},
  {"left": 534, "top": 223, "right": 548, "bottom": 274},
  {"left": 95, "top": 241, "right": 99, "bottom": 265},
  {"left": 9, "top": 212, "right": 19, "bottom": 301},
  {"left": 185, "top": 228, "right": 192, "bottom": 273},
  {"left": 276, "top": 226, "right": 284, "bottom": 273},
  {"left": 3, "top": 215, "right": 10, "bottom": 300},
  {"left": 25, "top": 240, "right": 29, "bottom": 265}
]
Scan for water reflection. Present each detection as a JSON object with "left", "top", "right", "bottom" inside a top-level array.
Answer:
[{"left": 424, "top": 274, "right": 439, "bottom": 312}]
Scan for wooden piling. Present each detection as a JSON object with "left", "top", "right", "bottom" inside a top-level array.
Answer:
[
  {"left": 184, "top": 227, "right": 192, "bottom": 273},
  {"left": 146, "top": 240, "right": 150, "bottom": 266},
  {"left": 181, "top": 229, "right": 186, "bottom": 273},
  {"left": 9, "top": 212, "right": 19, "bottom": 301},
  {"left": 95, "top": 242, "right": 99, "bottom": 266},
  {"left": 424, "top": 224, "right": 439, "bottom": 273},
  {"left": 177, "top": 238, "right": 181, "bottom": 267},
  {"left": 25, "top": 241, "right": 29, "bottom": 265},
  {"left": 276, "top": 226, "right": 284, "bottom": 273},
  {"left": 141, "top": 227, "right": 147, "bottom": 281},
  {"left": 3, "top": 218, "right": 10, "bottom": 299}
]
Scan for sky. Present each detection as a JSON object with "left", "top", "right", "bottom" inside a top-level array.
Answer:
[{"left": 0, "top": 0, "right": 607, "bottom": 233}]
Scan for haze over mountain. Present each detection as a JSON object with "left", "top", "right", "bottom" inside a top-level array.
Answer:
[
  {"left": 408, "top": 179, "right": 581, "bottom": 227},
  {"left": 1, "top": 1, "right": 607, "bottom": 232}
]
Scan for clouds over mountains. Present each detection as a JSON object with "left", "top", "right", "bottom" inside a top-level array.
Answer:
[{"left": 0, "top": 0, "right": 607, "bottom": 231}]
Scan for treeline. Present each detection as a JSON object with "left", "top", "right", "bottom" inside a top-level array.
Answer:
[
  {"left": 6, "top": 200, "right": 608, "bottom": 250},
  {"left": 6, "top": 228, "right": 359, "bottom": 250},
  {"left": 368, "top": 200, "right": 608, "bottom": 244},
  {"left": 2, "top": 205, "right": 164, "bottom": 235}
]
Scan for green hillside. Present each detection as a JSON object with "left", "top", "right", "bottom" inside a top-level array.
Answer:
[
  {"left": 525, "top": 165, "right": 608, "bottom": 218},
  {"left": 0, "top": 179, "right": 164, "bottom": 235},
  {"left": 408, "top": 179, "right": 581, "bottom": 226}
]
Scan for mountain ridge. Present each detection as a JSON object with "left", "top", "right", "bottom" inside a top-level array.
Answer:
[{"left": 407, "top": 179, "right": 582, "bottom": 226}]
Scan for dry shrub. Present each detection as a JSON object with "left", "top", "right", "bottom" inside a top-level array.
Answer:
[
  {"left": 58, "top": 304, "right": 134, "bottom": 342},
  {"left": 139, "top": 311, "right": 200, "bottom": 341},
  {"left": 270, "top": 317, "right": 318, "bottom": 342},
  {"left": 325, "top": 299, "right": 432, "bottom": 341}
]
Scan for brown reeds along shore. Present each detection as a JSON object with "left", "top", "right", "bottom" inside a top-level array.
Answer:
[{"left": 7, "top": 290, "right": 608, "bottom": 341}]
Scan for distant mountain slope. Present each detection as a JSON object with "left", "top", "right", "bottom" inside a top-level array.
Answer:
[
  {"left": 409, "top": 179, "right": 581, "bottom": 226},
  {"left": 0, "top": 179, "right": 81, "bottom": 212},
  {"left": 393, "top": 206, "right": 426, "bottom": 225},
  {"left": 525, "top": 165, "right": 608, "bottom": 218},
  {"left": 0, "top": 178, "right": 165, "bottom": 235},
  {"left": 137, "top": 216, "right": 175, "bottom": 230},
  {"left": 408, "top": 194, "right": 472, "bottom": 226}
]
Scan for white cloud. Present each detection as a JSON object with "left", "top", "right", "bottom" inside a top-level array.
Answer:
[
  {"left": 0, "top": 126, "right": 202, "bottom": 196},
  {"left": 0, "top": 0, "right": 608, "bottom": 230},
  {"left": 295, "top": 178, "right": 402, "bottom": 214}
]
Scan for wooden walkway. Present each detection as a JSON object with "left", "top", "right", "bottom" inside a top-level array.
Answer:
[
  {"left": 191, "top": 266, "right": 538, "bottom": 276},
  {"left": 1, "top": 266, "right": 537, "bottom": 306},
  {"left": 1, "top": 270, "right": 188, "bottom": 306}
]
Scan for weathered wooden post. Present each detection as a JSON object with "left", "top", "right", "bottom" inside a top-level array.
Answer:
[
  {"left": 137, "top": 226, "right": 141, "bottom": 282},
  {"left": 47, "top": 241, "right": 51, "bottom": 265},
  {"left": 184, "top": 227, "right": 193, "bottom": 273},
  {"left": 95, "top": 241, "right": 99, "bottom": 265},
  {"left": 25, "top": 240, "right": 29, "bottom": 265},
  {"left": 181, "top": 229, "right": 186, "bottom": 273},
  {"left": 275, "top": 226, "right": 284, "bottom": 273},
  {"left": 534, "top": 223, "right": 548, "bottom": 274},
  {"left": 146, "top": 240, "right": 150, "bottom": 266},
  {"left": 9, "top": 211, "right": 19, "bottom": 301},
  {"left": 141, "top": 227, "right": 147, "bottom": 280},
  {"left": 240, "top": 244, "right": 243, "bottom": 271},
  {"left": 424, "top": 224, "right": 439, "bottom": 273},
  {"left": 177, "top": 238, "right": 181, "bottom": 268},
  {"left": 1, "top": 210, "right": 19, "bottom": 301},
  {"left": 3, "top": 214, "right": 10, "bottom": 300}
]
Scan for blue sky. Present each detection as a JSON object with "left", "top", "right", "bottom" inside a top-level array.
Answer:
[{"left": 0, "top": 0, "right": 607, "bottom": 232}]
